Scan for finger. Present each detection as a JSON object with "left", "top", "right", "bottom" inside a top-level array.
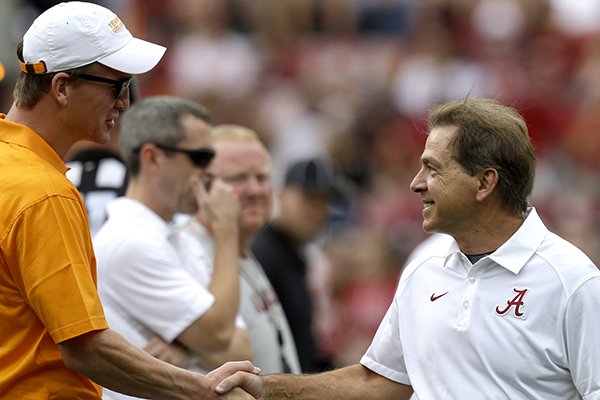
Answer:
[
  {"left": 215, "top": 371, "right": 261, "bottom": 397},
  {"left": 190, "top": 176, "right": 212, "bottom": 217},
  {"left": 225, "top": 360, "right": 260, "bottom": 375},
  {"left": 208, "top": 360, "right": 260, "bottom": 380},
  {"left": 143, "top": 337, "right": 162, "bottom": 353},
  {"left": 225, "top": 387, "right": 256, "bottom": 400},
  {"left": 190, "top": 175, "right": 207, "bottom": 201}
]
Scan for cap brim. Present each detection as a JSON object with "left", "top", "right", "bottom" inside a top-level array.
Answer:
[{"left": 98, "top": 37, "right": 166, "bottom": 74}]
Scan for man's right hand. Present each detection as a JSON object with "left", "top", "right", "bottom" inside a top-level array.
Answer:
[
  {"left": 191, "top": 175, "right": 240, "bottom": 232},
  {"left": 208, "top": 361, "right": 262, "bottom": 399},
  {"left": 213, "top": 369, "right": 264, "bottom": 400}
]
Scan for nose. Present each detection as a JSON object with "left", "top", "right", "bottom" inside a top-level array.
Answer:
[
  {"left": 246, "top": 177, "right": 267, "bottom": 195},
  {"left": 114, "top": 89, "right": 131, "bottom": 110},
  {"left": 410, "top": 168, "right": 426, "bottom": 193}
]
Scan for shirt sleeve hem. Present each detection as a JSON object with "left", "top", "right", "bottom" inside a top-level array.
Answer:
[
  {"left": 360, "top": 355, "right": 411, "bottom": 385},
  {"left": 51, "top": 317, "right": 109, "bottom": 343}
]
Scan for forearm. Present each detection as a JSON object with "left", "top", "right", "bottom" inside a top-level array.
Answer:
[
  {"left": 208, "top": 222, "right": 241, "bottom": 326},
  {"left": 261, "top": 364, "right": 412, "bottom": 400},
  {"left": 144, "top": 336, "right": 191, "bottom": 368},
  {"left": 195, "top": 328, "right": 253, "bottom": 370},
  {"left": 59, "top": 329, "right": 213, "bottom": 399},
  {"left": 178, "top": 222, "right": 242, "bottom": 353}
]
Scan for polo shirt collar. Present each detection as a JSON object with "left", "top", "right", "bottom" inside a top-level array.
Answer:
[
  {"left": 488, "top": 207, "right": 546, "bottom": 274},
  {"left": 439, "top": 207, "right": 547, "bottom": 274},
  {"left": 0, "top": 116, "right": 67, "bottom": 174}
]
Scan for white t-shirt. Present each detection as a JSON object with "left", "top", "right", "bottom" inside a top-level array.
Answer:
[
  {"left": 95, "top": 198, "right": 243, "bottom": 400},
  {"left": 361, "top": 208, "right": 600, "bottom": 400}
]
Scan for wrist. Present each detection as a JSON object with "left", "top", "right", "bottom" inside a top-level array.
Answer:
[{"left": 211, "top": 219, "right": 239, "bottom": 236}]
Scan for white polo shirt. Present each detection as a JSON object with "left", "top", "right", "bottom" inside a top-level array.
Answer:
[{"left": 361, "top": 208, "right": 600, "bottom": 400}]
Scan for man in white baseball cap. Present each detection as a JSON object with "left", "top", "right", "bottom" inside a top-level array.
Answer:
[
  {"left": 18, "top": 1, "right": 165, "bottom": 75},
  {"left": 0, "top": 2, "right": 259, "bottom": 399}
]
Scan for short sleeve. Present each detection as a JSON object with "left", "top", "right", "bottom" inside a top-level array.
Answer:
[
  {"left": 5, "top": 196, "right": 107, "bottom": 343},
  {"left": 101, "top": 237, "right": 215, "bottom": 342},
  {"left": 564, "top": 277, "right": 600, "bottom": 399},
  {"left": 360, "top": 293, "right": 411, "bottom": 385}
]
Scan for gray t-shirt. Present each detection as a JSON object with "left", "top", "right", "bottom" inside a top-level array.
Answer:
[
  {"left": 185, "top": 217, "right": 301, "bottom": 374},
  {"left": 239, "top": 254, "right": 301, "bottom": 374}
]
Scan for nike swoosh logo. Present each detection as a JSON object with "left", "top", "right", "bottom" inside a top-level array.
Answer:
[{"left": 430, "top": 292, "right": 449, "bottom": 302}]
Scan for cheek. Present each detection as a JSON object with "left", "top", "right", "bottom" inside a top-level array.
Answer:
[
  {"left": 431, "top": 175, "right": 464, "bottom": 197},
  {"left": 263, "top": 189, "right": 273, "bottom": 210}
]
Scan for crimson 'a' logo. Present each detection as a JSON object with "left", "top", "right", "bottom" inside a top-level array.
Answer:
[{"left": 495, "top": 288, "right": 528, "bottom": 318}]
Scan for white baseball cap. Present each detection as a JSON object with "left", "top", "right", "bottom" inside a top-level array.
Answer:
[{"left": 19, "top": 1, "right": 166, "bottom": 75}]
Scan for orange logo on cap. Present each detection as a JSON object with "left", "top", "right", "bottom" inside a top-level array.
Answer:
[{"left": 108, "top": 17, "right": 124, "bottom": 33}]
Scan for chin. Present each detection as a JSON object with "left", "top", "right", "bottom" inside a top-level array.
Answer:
[
  {"left": 242, "top": 218, "right": 267, "bottom": 232},
  {"left": 181, "top": 202, "right": 199, "bottom": 216},
  {"left": 243, "top": 210, "right": 267, "bottom": 221},
  {"left": 422, "top": 220, "right": 437, "bottom": 233}
]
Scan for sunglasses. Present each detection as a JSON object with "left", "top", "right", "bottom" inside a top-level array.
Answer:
[
  {"left": 77, "top": 73, "right": 132, "bottom": 100},
  {"left": 135, "top": 142, "right": 216, "bottom": 168}
]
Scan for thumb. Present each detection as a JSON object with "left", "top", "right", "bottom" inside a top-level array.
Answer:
[{"left": 215, "top": 372, "right": 262, "bottom": 398}]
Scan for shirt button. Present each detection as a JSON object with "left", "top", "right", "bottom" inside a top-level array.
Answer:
[
  {"left": 469, "top": 277, "right": 476, "bottom": 284},
  {"left": 463, "top": 301, "right": 469, "bottom": 309}
]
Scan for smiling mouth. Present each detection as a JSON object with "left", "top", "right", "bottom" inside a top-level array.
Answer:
[
  {"left": 243, "top": 204, "right": 266, "bottom": 212},
  {"left": 422, "top": 201, "right": 434, "bottom": 210}
]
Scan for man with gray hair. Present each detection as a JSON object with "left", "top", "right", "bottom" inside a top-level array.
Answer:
[{"left": 95, "top": 97, "right": 253, "bottom": 399}]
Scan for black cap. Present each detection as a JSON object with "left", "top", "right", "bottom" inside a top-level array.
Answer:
[{"left": 284, "top": 158, "right": 338, "bottom": 194}]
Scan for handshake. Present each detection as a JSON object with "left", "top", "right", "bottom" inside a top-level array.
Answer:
[{"left": 207, "top": 361, "right": 264, "bottom": 399}]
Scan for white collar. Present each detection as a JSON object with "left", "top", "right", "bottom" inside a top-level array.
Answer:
[{"left": 487, "top": 207, "right": 547, "bottom": 274}]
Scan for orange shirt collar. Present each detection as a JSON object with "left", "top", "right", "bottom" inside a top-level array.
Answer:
[{"left": 0, "top": 114, "right": 68, "bottom": 174}]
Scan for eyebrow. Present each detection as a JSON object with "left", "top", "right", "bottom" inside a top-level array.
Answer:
[{"left": 421, "top": 156, "right": 436, "bottom": 167}]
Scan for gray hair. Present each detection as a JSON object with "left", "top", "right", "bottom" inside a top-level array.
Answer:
[{"left": 119, "top": 96, "right": 212, "bottom": 175}]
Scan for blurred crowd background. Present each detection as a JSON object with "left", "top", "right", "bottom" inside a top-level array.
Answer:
[{"left": 2, "top": 0, "right": 600, "bottom": 368}]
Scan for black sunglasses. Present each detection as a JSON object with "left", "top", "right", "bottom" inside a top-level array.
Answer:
[
  {"left": 135, "top": 142, "right": 216, "bottom": 168},
  {"left": 76, "top": 73, "right": 132, "bottom": 100}
]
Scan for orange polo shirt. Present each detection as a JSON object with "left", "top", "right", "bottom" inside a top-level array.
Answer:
[{"left": 0, "top": 115, "right": 108, "bottom": 398}]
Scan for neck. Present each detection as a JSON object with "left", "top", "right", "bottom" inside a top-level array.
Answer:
[
  {"left": 6, "top": 102, "right": 76, "bottom": 160},
  {"left": 450, "top": 209, "right": 525, "bottom": 255},
  {"left": 272, "top": 218, "right": 305, "bottom": 246},
  {"left": 199, "top": 216, "right": 252, "bottom": 257},
  {"left": 126, "top": 181, "right": 173, "bottom": 222},
  {"left": 239, "top": 230, "right": 257, "bottom": 256}
]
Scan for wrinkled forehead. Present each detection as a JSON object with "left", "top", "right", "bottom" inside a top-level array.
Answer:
[{"left": 422, "top": 125, "right": 458, "bottom": 158}]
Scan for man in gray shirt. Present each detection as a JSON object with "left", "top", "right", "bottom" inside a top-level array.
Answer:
[{"left": 185, "top": 124, "right": 301, "bottom": 374}]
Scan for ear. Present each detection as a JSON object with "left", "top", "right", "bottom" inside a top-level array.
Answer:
[
  {"left": 51, "top": 72, "right": 71, "bottom": 106},
  {"left": 475, "top": 168, "right": 499, "bottom": 202},
  {"left": 139, "top": 143, "right": 162, "bottom": 173}
]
